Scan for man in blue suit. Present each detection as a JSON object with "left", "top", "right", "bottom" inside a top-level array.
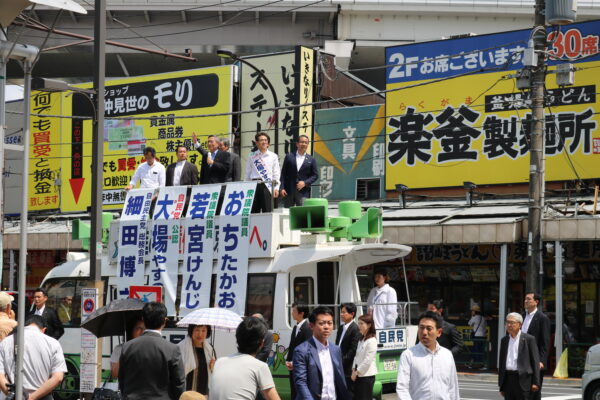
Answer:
[
  {"left": 280, "top": 135, "right": 318, "bottom": 208},
  {"left": 292, "top": 306, "right": 353, "bottom": 400}
]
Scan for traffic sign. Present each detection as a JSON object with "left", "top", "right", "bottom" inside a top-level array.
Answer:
[{"left": 129, "top": 286, "right": 162, "bottom": 303}]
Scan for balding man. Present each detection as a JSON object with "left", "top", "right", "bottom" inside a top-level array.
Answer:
[{"left": 192, "top": 133, "right": 231, "bottom": 184}]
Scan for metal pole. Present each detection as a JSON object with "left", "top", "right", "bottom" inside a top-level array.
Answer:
[
  {"left": 526, "top": 0, "right": 546, "bottom": 294},
  {"left": 554, "top": 241, "right": 563, "bottom": 364},
  {"left": 497, "top": 243, "right": 508, "bottom": 369},
  {"left": 15, "top": 59, "right": 33, "bottom": 400},
  {"left": 8, "top": 250, "right": 14, "bottom": 291},
  {"left": 89, "top": 0, "right": 106, "bottom": 390},
  {"left": 0, "top": 34, "right": 6, "bottom": 287}
]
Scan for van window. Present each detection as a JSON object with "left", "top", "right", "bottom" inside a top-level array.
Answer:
[
  {"left": 44, "top": 278, "right": 97, "bottom": 327},
  {"left": 292, "top": 277, "right": 314, "bottom": 306},
  {"left": 245, "top": 274, "right": 276, "bottom": 328}
]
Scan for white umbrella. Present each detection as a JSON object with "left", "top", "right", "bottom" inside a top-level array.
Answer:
[{"left": 177, "top": 307, "right": 243, "bottom": 332}]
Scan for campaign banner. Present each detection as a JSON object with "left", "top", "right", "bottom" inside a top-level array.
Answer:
[
  {"left": 385, "top": 20, "right": 600, "bottom": 189},
  {"left": 214, "top": 182, "right": 257, "bottom": 316},
  {"left": 180, "top": 184, "right": 222, "bottom": 316},
  {"left": 151, "top": 186, "right": 187, "bottom": 316},
  {"left": 115, "top": 188, "right": 155, "bottom": 299},
  {"left": 314, "top": 105, "right": 385, "bottom": 199}
]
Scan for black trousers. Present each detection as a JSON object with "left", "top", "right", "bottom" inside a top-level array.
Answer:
[
  {"left": 531, "top": 371, "right": 544, "bottom": 400},
  {"left": 289, "top": 374, "right": 296, "bottom": 400},
  {"left": 251, "top": 181, "right": 273, "bottom": 213},
  {"left": 353, "top": 375, "right": 375, "bottom": 400},
  {"left": 283, "top": 189, "right": 306, "bottom": 208},
  {"left": 503, "top": 372, "right": 531, "bottom": 400}
]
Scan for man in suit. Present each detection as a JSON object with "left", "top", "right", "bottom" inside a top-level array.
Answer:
[
  {"left": 252, "top": 313, "right": 273, "bottom": 363},
  {"left": 119, "top": 301, "right": 185, "bottom": 400},
  {"left": 286, "top": 303, "right": 311, "bottom": 400},
  {"left": 221, "top": 138, "right": 241, "bottom": 182},
  {"left": 280, "top": 135, "right": 318, "bottom": 207},
  {"left": 166, "top": 145, "right": 199, "bottom": 186},
  {"left": 522, "top": 292, "right": 551, "bottom": 400},
  {"left": 498, "top": 312, "right": 541, "bottom": 400},
  {"left": 336, "top": 302, "right": 361, "bottom": 392},
  {"left": 30, "top": 288, "right": 64, "bottom": 340},
  {"left": 191, "top": 133, "right": 231, "bottom": 184},
  {"left": 293, "top": 306, "right": 352, "bottom": 400},
  {"left": 427, "top": 299, "right": 465, "bottom": 357}
]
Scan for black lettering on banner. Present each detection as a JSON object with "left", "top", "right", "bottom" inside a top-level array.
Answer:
[{"left": 485, "top": 85, "right": 596, "bottom": 112}]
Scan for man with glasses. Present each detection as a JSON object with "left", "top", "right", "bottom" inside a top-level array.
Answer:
[
  {"left": 498, "top": 312, "right": 540, "bottom": 400},
  {"left": 396, "top": 311, "right": 459, "bottom": 400}
]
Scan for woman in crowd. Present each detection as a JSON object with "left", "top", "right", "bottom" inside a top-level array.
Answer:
[
  {"left": 351, "top": 314, "right": 378, "bottom": 399},
  {"left": 178, "top": 324, "right": 216, "bottom": 396},
  {"left": 366, "top": 267, "right": 398, "bottom": 329},
  {"left": 110, "top": 317, "right": 145, "bottom": 378}
]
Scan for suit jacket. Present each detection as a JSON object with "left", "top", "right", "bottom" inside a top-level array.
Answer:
[
  {"left": 29, "top": 306, "right": 64, "bottom": 340},
  {"left": 498, "top": 332, "right": 541, "bottom": 393},
  {"left": 280, "top": 152, "right": 318, "bottom": 197},
  {"left": 119, "top": 331, "right": 186, "bottom": 400},
  {"left": 439, "top": 320, "right": 465, "bottom": 357},
  {"left": 228, "top": 152, "right": 241, "bottom": 182},
  {"left": 197, "top": 148, "right": 231, "bottom": 184},
  {"left": 335, "top": 321, "right": 362, "bottom": 378},
  {"left": 292, "top": 338, "right": 353, "bottom": 400},
  {"left": 166, "top": 161, "right": 199, "bottom": 186},
  {"left": 256, "top": 329, "right": 274, "bottom": 363},
  {"left": 287, "top": 320, "right": 312, "bottom": 362},
  {"left": 523, "top": 310, "right": 551, "bottom": 368}
]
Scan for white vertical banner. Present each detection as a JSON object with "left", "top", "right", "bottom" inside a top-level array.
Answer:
[
  {"left": 214, "top": 182, "right": 257, "bottom": 316},
  {"left": 180, "top": 184, "right": 222, "bottom": 316},
  {"left": 80, "top": 288, "right": 98, "bottom": 393},
  {"left": 116, "top": 188, "right": 155, "bottom": 299},
  {"left": 151, "top": 186, "right": 187, "bottom": 316}
]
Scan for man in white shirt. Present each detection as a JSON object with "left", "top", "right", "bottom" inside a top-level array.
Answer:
[
  {"left": 292, "top": 307, "right": 352, "bottom": 400},
  {"left": 0, "top": 315, "right": 67, "bottom": 400},
  {"left": 244, "top": 132, "right": 280, "bottom": 212},
  {"left": 396, "top": 311, "right": 459, "bottom": 400},
  {"left": 166, "top": 146, "right": 199, "bottom": 186},
  {"left": 125, "top": 147, "right": 166, "bottom": 190},
  {"left": 498, "top": 312, "right": 540, "bottom": 400}
]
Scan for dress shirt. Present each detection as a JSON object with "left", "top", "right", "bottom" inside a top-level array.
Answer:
[
  {"left": 173, "top": 161, "right": 185, "bottom": 186},
  {"left": 396, "top": 342, "right": 460, "bottom": 400},
  {"left": 129, "top": 160, "right": 166, "bottom": 188},
  {"left": 244, "top": 150, "right": 281, "bottom": 191},
  {"left": 294, "top": 319, "right": 307, "bottom": 338},
  {"left": 313, "top": 337, "right": 336, "bottom": 400},
  {"left": 338, "top": 321, "right": 353, "bottom": 345},
  {"left": 522, "top": 308, "right": 537, "bottom": 333},
  {"left": 295, "top": 151, "right": 306, "bottom": 172},
  {"left": 35, "top": 305, "right": 46, "bottom": 316},
  {"left": 144, "top": 329, "right": 163, "bottom": 336},
  {"left": 506, "top": 331, "right": 521, "bottom": 371},
  {"left": 366, "top": 283, "right": 398, "bottom": 329}
]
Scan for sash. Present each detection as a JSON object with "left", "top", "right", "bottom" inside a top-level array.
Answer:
[{"left": 250, "top": 151, "right": 273, "bottom": 192}]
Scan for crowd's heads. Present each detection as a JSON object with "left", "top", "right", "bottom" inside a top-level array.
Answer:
[
  {"left": 221, "top": 138, "right": 231, "bottom": 149},
  {"left": 427, "top": 299, "right": 445, "bottom": 315},
  {"left": 292, "top": 303, "right": 309, "bottom": 321},
  {"left": 142, "top": 302, "right": 167, "bottom": 330},
  {"left": 126, "top": 317, "right": 145, "bottom": 341},
  {"left": 417, "top": 311, "right": 443, "bottom": 348},
  {"left": 524, "top": 292, "right": 541, "bottom": 311},
  {"left": 175, "top": 145, "right": 188, "bottom": 161},
  {"left": 373, "top": 267, "right": 390, "bottom": 284},
  {"left": 0, "top": 292, "right": 14, "bottom": 312},
  {"left": 506, "top": 312, "right": 523, "bottom": 335},
  {"left": 358, "top": 314, "right": 376, "bottom": 339},
  {"left": 144, "top": 146, "right": 156, "bottom": 159},
  {"left": 33, "top": 288, "right": 48, "bottom": 307},
  {"left": 309, "top": 306, "right": 335, "bottom": 341},
  {"left": 26, "top": 314, "right": 47, "bottom": 331},
  {"left": 236, "top": 316, "right": 267, "bottom": 354}
]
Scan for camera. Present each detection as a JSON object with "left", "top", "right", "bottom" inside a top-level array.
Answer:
[{"left": 5, "top": 383, "right": 15, "bottom": 400}]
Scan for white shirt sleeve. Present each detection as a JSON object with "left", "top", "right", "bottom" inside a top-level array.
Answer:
[
  {"left": 448, "top": 354, "right": 460, "bottom": 400},
  {"left": 158, "top": 164, "right": 166, "bottom": 187},
  {"left": 245, "top": 154, "right": 253, "bottom": 181},
  {"left": 51, "top": 340, "right": 68, "bottom": 374},
  {"left": 385, "top": 286, "right": 399, "bottom": 327},
  {"left": 257, "top": 361, "right": 275, "bottom": 391},
  {"left": 396, "top": 350, "right": 413, "bottom": 400},
  {"left": 129, "top": 164, "right": 143, "bottom": 186},
  {"left": 356, "top": 338, "right": 377, "bottom": 377}
]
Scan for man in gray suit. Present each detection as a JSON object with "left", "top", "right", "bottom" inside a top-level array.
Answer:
[
  {"left": 166, "top": 145, "right": 199, "bottom": 186},
  {"left": 119, "top": 302, "right": 185, "bottom": 400},
  {"left": 221, "top": 138, "right": 241, "bottom": 182}
]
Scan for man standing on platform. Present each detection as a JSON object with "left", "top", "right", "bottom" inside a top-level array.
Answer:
[
  {"left": 280, "top": 135, "right": 318, "bottom": 207},
  {"left": 191, "top": 133, "right": 231, "bottom": 184},
  {"left": 221, "top": 138, "right": 241, "bottom": 182},
  {"left": 125, "top": 146, "right": 165, "bottom": 190},
  {"left": 166, "top": 145, "right": 198, "bottom": 186},
  {"left": 244, "top": 132, "right": 280, "bottom": 212}
]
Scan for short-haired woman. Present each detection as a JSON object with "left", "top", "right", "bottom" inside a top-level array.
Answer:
[
  {"left": 178, "top": 324, "right": 216, "bottom": 396},
  {"left": 351, "top": 314, "right": 378, "bottom": 399}
]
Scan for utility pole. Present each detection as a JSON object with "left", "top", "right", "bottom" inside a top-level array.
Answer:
[
  {"left": 527, "top": 0, "right": 547, "bottom": 294},
  {"left": 89, "top": 0, "right": 106, "bottom": 391}
]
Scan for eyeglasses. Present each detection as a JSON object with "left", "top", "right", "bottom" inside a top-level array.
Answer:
[{"left": 506, "top": 321, "right": 520, "bottom": 325}]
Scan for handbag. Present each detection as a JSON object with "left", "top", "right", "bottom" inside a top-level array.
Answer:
[{"left": 91, "top": 378, "right": 121, "bottom": 400}]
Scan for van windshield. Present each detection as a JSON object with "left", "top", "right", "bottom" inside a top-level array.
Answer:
[{"left": 43, "top": 278, "right": 95, "bottom": 327}]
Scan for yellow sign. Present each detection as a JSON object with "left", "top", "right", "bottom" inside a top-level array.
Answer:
[
  {"left": 59, "top": 66, "right": 233, "bottom": 211},
  {"left": 385, "top": 22, "right": 600, "bottom": 190},
  {"left": 29, "top": 91, "right": 62, "bottom": 210}
]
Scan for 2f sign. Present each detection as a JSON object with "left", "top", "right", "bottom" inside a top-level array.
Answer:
[{"left": 388, "top": 53, "right": 420, "bottom": 79}]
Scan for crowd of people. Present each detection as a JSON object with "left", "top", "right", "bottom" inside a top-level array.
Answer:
[
  {"left": 0, "top": 276, "right": 552, "bottom": 400},
  {"left": 125, "top": 132, "right": 319, "bottom": 212}
]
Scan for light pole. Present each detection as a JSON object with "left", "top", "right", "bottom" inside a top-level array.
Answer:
[{"left": 217, "top": 49, "right": 279, "bottom": 151}]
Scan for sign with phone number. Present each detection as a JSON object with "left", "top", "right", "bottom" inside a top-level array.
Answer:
[{"left": 377, "top": 327, "right": 407, "bottom": 350}]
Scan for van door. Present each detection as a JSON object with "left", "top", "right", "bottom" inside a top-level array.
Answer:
[{"left": 288, "top": 261, "right": 339, "bottom": 326}]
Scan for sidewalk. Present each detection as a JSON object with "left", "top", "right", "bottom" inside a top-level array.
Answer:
[{"left": 458, "top": 371, "right": 582, "bottom": 388}]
